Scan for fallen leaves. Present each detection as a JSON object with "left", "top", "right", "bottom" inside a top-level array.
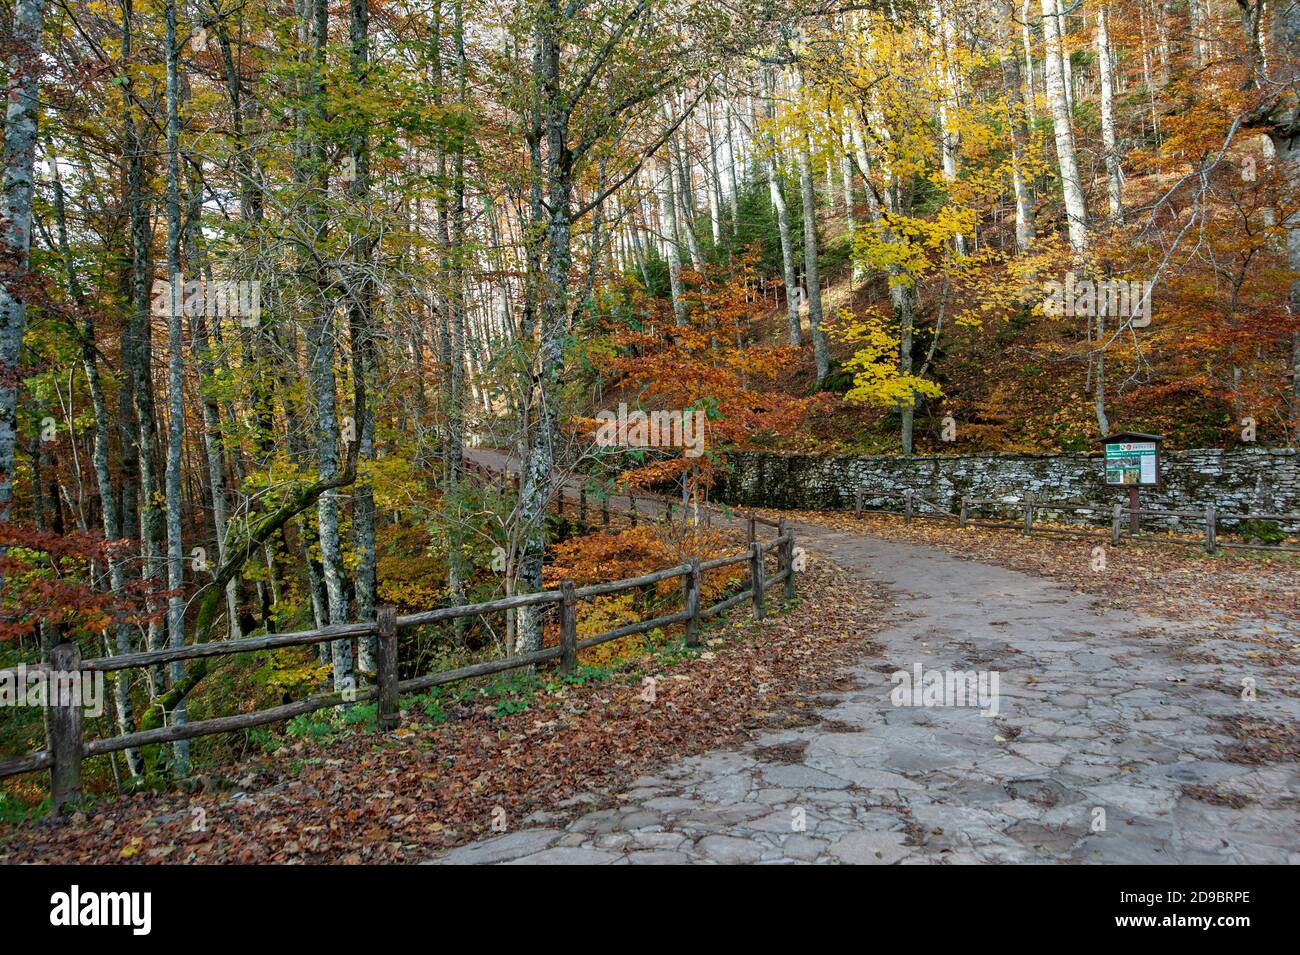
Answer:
[{"left": 0, "top": 559, "right": 887, "bottom": 865}]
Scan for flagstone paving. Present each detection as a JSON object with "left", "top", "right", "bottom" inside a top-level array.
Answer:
[{"left": 442, "top": 455, "right": 1300, "bottom": 864}]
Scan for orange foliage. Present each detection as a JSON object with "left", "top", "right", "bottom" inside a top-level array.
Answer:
[{"left": 541, "top": 524, "right": 749, "bottom": 663}]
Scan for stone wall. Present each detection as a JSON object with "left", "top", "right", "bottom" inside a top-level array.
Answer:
[{"left": 716, "top": 448, "right": 1300, "bottom": 532}]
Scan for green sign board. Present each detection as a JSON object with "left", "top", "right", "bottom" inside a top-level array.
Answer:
[{"left": 1104, "top": 440, "right": 1159, "bottom": 486}]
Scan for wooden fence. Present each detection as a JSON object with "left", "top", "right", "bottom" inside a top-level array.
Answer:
[
  {"left": 851, "top": 487, "right": 1300, "bottom": 555},
  {"left": 0, "top": 487, "right": 795, "bottom": 811}
]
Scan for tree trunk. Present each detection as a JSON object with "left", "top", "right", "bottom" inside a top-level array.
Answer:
[
  {"left": 0, "top": 0, "right": 47, "bottom": 522},
  {"left": 762, "top": 70, "right": 801, "bottom": 345},
  {"left": 657, "top": 150, "right": 687, "bottom": 324},
  {"left": 1000, "top": 0, "right": 1037, "bottom": 252},
  {"left": 933, "top": 0, "right": 967, "bottom": 255},
  {"left": 442, "top": 0, "right": 469, "bottom": 641},
  {"left": 1097, "top": 5, "right": 1124, "bottom": 223},
  {"left": 516, "top": 4, "right": 571, "bottom": 654},
  {"left": 50, "top": 150, "right": 144, "bottom": 779},
  {"left": 123, "top": 0, "right": 167, "bottom": 689},
  {"left": 306, "top": 0, "right": 353, "bottom": 690},
  {"left": 796, "top": 130, "right": 829, "bottom": 385},
  {"left": 724, "top": 101, "right": 741, "bottom": 233},
  {"left": 1041, "top": 0, "right": 1090, "bottom": 256},
  {"left": 163, "top": 0, "right": 190, "bottom": 775},
  {"left": 705, "top": 99, "right": 723, "bottom": 245},
  {"left": 349, "top": 0, "right": 380, "bottom": 671}
]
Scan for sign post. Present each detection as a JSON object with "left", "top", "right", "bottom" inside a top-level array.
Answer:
[{"left": 1099, "top": 432, "right": 1164, "bottom": 533}]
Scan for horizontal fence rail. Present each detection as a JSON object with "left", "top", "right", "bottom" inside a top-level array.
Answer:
[
  {"left": 0, "top": 501, "right": 798, "bottom": 811},
  {"left": 850, "top": 487, "right": 1300, "bottom": 555}
]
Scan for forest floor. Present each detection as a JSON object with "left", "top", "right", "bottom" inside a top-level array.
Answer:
[
  {"left": 0, "top": 555, "right": 887, "bottom": 864},
  {"left": 5, "top": 476, "right": 1298, "bottom": 863}
]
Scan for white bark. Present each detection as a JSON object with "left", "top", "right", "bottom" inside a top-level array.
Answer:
[
  {"left": 1021, "top": 0, "right": 1036, "bottom": 115},
  {"left": 1041, "top": 0, "right": 1089, "bottom": 256},
  {"left": 933, "top": 0, "right": 967, "bottom": 254},
  {"left": 1000, "top": 0, "right": 1036, "bottom": 252},
  {"left": 761, "top": 70, "right": 801, "bottom": 345},
  {"left": 1056, "top": 0, "right": 1074, "bottom": 114},
  {"left": 0, "top": 0, "right": 47, "bottom": 522},
  {"left": 796, "top": 136, "right": 828, "bottom": 384},
  {"left": 1096, "top": 5, "right": 1124, "bottom": 223},
  {"left": 657, "top": 155, "right": 687, "bottom": 324}
]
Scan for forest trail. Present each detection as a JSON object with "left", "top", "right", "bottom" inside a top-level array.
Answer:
[{"left": 436, "top": 451, "right": 1300, "bottom": 863}]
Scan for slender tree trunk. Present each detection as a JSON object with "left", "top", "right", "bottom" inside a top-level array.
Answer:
[
  {"left": 443, "top": 0, "right": 469, "bottom": 639},
  {"left": 1021, "top": 0, "right": 1036, "bottom": 116},
  {"left": 348, "top": 0, "right": 380, "bottom": 671},
  {"left": 1190, "top": 0, "right": 1206, "bottom": 70},
  {"left": 1000, "top": 0, "right": 1037, "bottom": 252},
  {"left": 724, "top": 102, "right": 741, "bottom": 232},
  {"left": 0, "top": 0, "right": 47, "bottom": 522},
  {"left": 305, "top": 0, "right": 353, "bottom": 690},
  {"left": 762, "top": 70, "right": 801, "bottom": 345},
  {"left": 1043, "top": 0, "right": 1104, "bottom": 433},
  {"left": 657, "top": 151, "right": 687, "bottom": 324},
  {"left": 795, "top": 130, "right": 829, "bottom": 385},
  {"left": 1056, "top": 0, "right": 1074, "bottom": 114},
  {"left": 163, "top": 0, "right": 190, "bottom": 774},
  {"left": 516, "top": 5, "right": 571, "bottom": 654},
  {"left": 183, "top": 186, "right": 240, "bottom": 641},
  {"left": 1097, "top": 5, "right": 1124, "bottom": 223},
  {"left": 933, "top": 0, "right": 967, "bottom": 254},
  {"left": 1041, "top": 0, "right": 1090, "bottom": 255},
  {"left": 705, "top": 99, "right": 723, "bottom": 244},
  {"left": 671, "top": 120, "right": 704, "bottom": 269},
  {"left": 123, "top": 0, "right": 167, "bottom": 691},
  {"left": 51, "top": 150, "right": 144, "bottom": 779}
]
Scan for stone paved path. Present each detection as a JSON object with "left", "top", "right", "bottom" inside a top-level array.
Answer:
[{"left": 442, "top": 458, "right": 1300, "bottom": 864}]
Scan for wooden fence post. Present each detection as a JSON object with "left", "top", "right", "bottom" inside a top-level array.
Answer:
[
  {"left": 1111, "top": 503, "right": 1124, "bottom": 544},
  {"left": 960, "top": 496, "right": 969, "bottom": 528},
  {"left": 49, "top": 641, "right": 84, "bottom": 812},
  {"left": 750, "top": 541, "right": 765, "bottom": 621},
  {"left": 683, "top": 558, "right": 701, "bottom": 647},
  {"left": 559, "top": 580, "right": 578, "bottom": 674},
  {"left": 1023, "top": 493, "right": 1034, "bottom": 534},
  {"left": 904, "top": 489, "right": 913, "bottom": 524},
  {"left": 1205, "top": 505, "right": 1217, "bottom": 555},
  {"left": 747, "top": 515, "right": 756, "bottom": 543},
  {"left": 854, "top": 487, "right": 863, "bottom": 519},
  {"left": 376, "top": 605, "right": 399, "bottom": 731}
]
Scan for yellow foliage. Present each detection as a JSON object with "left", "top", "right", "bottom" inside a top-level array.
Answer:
[
  {"left": 574, "top": 593, "right": 644, "bottom": 665},
  {"left": 830, "top": 308, "right": 943, "bottom": 409}
]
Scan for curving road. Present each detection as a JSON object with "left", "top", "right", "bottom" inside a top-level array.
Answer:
[{"left": 438, "top": 449, "right": 1300, "bottom": 864}]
